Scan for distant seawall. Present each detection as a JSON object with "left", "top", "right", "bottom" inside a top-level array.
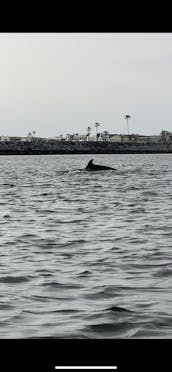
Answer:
[{"left": 0, "top": 139, "right": 172, "bottom": 155}]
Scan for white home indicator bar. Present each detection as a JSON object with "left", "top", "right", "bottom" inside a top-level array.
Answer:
[{"left": 55, "top": 367, "right": 117, "bottom": 370}]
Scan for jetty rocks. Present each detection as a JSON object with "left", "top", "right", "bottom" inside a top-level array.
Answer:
[{"left": 0, "top": 138, "right": 172, "bottom": 155}]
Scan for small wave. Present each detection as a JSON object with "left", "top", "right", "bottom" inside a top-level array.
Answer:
[
  {"left": 3, "top": 183, "right": 15, "bottom": 187},
  {"left": 142, "top": 191, "right": 158, "bottom": 196},
  {"left": 84, "top": 290, "right": 116, "bottom": 300},
  {"left": 58, "top": 240, "right": 87, "bottom": 248},
  {"left": 19, "top": 233, "right": 38, "bottom": 239},
  {"left": 77, "top": 270, "right": 92, "bottom": 277},
  {"left": 0, "top": 303, "right": 14, "bottom": 310},
  {"left": 152, "top": 268, "right": 172, "bottom": 278},
  {"left": 56, "top": 169, "right": 83, "bottom": 175},
  {"left": 129, "top": 208, "right": 146, "bottom": 214},
  {"left": 52, "top": 308, "right": 81, "bottom": 313},
  {"left": 42, "top": 281, "right": 81, "bottom": 289},
  {"left": 0, "top": 275, "right": 30, "bottom": 283},
  {"left": 23, "top": 308, "right": 81, "bottom": 315},
  {"left": 85, "top": 320, "right": 137, "bottom": 336},
  {"left": 106, "top": 306, "right": 133, "bottom": 313},
  {"left": 54, "top": 219, "right": 85, "bottom": 224}
]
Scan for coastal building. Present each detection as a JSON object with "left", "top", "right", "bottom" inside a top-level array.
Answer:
[
  {"left": 0, "top": 136, "right": 10, "bottom": 141},
  {"left": 108, "top": 134, "right": 122, "bottom": 142},
  {"left": 20, "top": 137, "right": 32, "bottom": 142},
  {"left": 147, "top": 135, "right": 161, "bottom": 143},
  {"left": 66, "top": 134, "right": 87, "bottom": 141},
  {"left": 52, "top": 135, "right": 64, "bottom": 141},
  {"left": 98, "top": 133, "right": 122, "bottom": 142},
  {"left": 121, "top": 134, "right": 162, "bottom": 143},
  {"left": 161, "top": 131, "right": 172, "bottom": 143},
  {"left": 121, "top": 134, "right": 141, "bottom": 143}
]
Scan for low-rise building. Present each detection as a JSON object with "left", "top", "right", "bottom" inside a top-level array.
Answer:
[
  {"left": 20, "top": 137, "right": 32, "bottom": 142},
  {"left": 65, "top": 134, "right": 97, "bottom": 141},
  {"left": 0, "top": 136, "right": 10, "bottom": 142},
  {"left": 136, "top": 135, "right": 152, "bottom": 143},
  {"left": 161, "top": 131, "right": 172, "bottom": 143},
  {"left": 148, "top": 135, "right": 161, "bottom": 143},
  {"left": 121, "top": 134, "right": 161, "bottom": 143},
  {"left": 121, "top": 134, "right": 140, "bottom": 143},
  {"left": 109, "top": 134, "right": 122, "bottom": 142},
  {"left": 66, "top": 134, "right": 87, "bottom": 141}
]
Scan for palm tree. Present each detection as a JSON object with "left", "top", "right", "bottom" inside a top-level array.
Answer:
[
  {"left": 124, "top": 115, "right": 131, "bottom": 135},
  {"left": 95, "top": 122, "right": 100, "bottom": 141}
]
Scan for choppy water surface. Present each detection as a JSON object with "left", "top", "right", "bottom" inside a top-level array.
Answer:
[{"left": 0, "top": 153, "right": 172, "bottom": 338}]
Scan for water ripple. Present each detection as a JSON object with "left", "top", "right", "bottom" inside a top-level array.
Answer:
[{"left": 0, "top": 153, "right": 172, "bottom": 338}]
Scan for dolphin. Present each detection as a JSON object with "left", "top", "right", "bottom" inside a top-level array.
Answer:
[{"left": 85, "top": 159, "right": 116, "bottom": 171}]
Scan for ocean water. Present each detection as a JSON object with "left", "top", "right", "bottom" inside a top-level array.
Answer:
[{"left": 0, "top": 153, "right": 172, "bottom": 338}]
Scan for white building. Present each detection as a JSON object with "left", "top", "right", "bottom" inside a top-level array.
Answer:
[
  {"left": 20, "top": 137, "right": 32, "bottom": 142},
  {"left": 65, "top": 134, "right": 87, "bottom": 141},
  {"left": 65, "top": 134, "right": 97, "bottom": 141},
  {"left": 109, "top": 135, "right": 121, "bottom": 142},
  {"left": 121, "top": 134, "right": 139, "bottom": 143},
  {"left": 0, "top": 136, "right": 10, "bottom": 142}
]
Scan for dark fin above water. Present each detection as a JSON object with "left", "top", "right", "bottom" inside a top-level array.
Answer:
[
  {"left": 85, "top": 159, "right": 116, "bottom": 171},
  {"left": 85, "top": 159, "right": 94, "bottom": 169}
]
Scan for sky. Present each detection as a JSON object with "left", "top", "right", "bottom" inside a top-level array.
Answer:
[{"left": 0, "top": 32, "right": 172, "bottom": 138}]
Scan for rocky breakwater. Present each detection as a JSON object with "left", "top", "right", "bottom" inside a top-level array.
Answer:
[{"left": 0, "top": 138, "right": 172, "bottom": 155}]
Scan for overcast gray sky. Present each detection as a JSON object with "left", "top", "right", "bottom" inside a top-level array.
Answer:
[{"left": 0, "top": 33, "right": 172, "bottom": 137}]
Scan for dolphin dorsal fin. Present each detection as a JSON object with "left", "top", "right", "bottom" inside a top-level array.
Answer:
[{"left": 86, "top": 159, "right": 94, "bottom": 168}]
